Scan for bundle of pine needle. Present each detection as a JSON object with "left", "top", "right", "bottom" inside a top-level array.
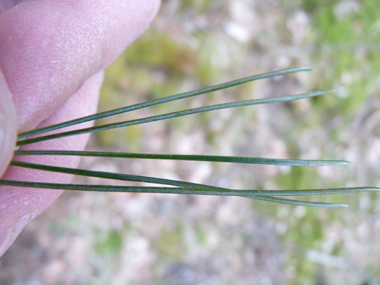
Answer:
[{"left": 2, "top": 67, "right": 378, "bottom": 208}]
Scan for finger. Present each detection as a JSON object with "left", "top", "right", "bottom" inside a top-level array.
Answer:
[
  {"left": 0, "top": 71, "right": 103, "bottom": 257},
  {"left": 0, "top": 0, "right": 160, "bottom": 132},
  {"left": 0, "top": 1, "right": 17, "bottom": 14}
]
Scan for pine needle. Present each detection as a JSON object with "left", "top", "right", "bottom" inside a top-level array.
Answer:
[
  {"left": 17, "top": 90, "right": 333, "bottom": 146},
  {"left": 0, "top": 180, "right": 355, "bottom": 207},
  {"left": 18, "top": 67, "right": 312, "bottom": 139},
  {"left": 14, "top": 150, "right": 350, "bottom": 166}
]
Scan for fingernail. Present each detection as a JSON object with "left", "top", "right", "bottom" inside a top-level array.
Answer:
[
  {"left": 0, "top": 70, "right": 17, "bottom": 178},
  {"left": 0, "top": 126, "right": 3, "bottom": 152}
]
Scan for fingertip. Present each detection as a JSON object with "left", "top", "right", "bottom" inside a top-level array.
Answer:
[{"left": 0, "top": 70, "right": 17, "bottom": 178}]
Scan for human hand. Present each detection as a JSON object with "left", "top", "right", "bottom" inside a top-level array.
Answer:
[{"left": 0, "top": 0, "right": 160, "bottom": 257}]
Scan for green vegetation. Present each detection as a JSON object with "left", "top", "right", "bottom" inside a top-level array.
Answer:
[
  {"left": 94, "top": 231, "right": 123, "bottom": 256},
  {"left": 156, "top": 227, "right": 186, "bottom": 259}
]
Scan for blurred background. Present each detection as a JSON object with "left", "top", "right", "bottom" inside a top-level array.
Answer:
[{"left": 1, "top": 0, "right": 380, "bottom": 284}]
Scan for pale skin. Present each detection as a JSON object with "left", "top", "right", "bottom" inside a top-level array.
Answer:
[{"left": 0, "top": 0, "right": 161, "bottom": 257}]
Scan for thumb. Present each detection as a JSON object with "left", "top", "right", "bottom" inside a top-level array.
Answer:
[{"left": 0, "top": 70, "right": 17, "bottom": 178}]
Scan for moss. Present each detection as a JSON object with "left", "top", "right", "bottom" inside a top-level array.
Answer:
[
  {"left": 95, "top": 129, "right": 120, "bottom": 147},
  {"left": 123, "top": 125, "right": 142, "bottom": 152},
  {"left": 178, "top": 0, "right": 215, "bottom": 13},
  {"left": 94, "top": 231, "right": 123, "bottom": 256},
  {"left": 124, "top": 31, "right": 197, "bottom": 76},
  {"left": 156, "top": 228, "right": 186, "bottom": 260},
  {"left": 195, "top": 227, "right": 206, "bottom": 245}
]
